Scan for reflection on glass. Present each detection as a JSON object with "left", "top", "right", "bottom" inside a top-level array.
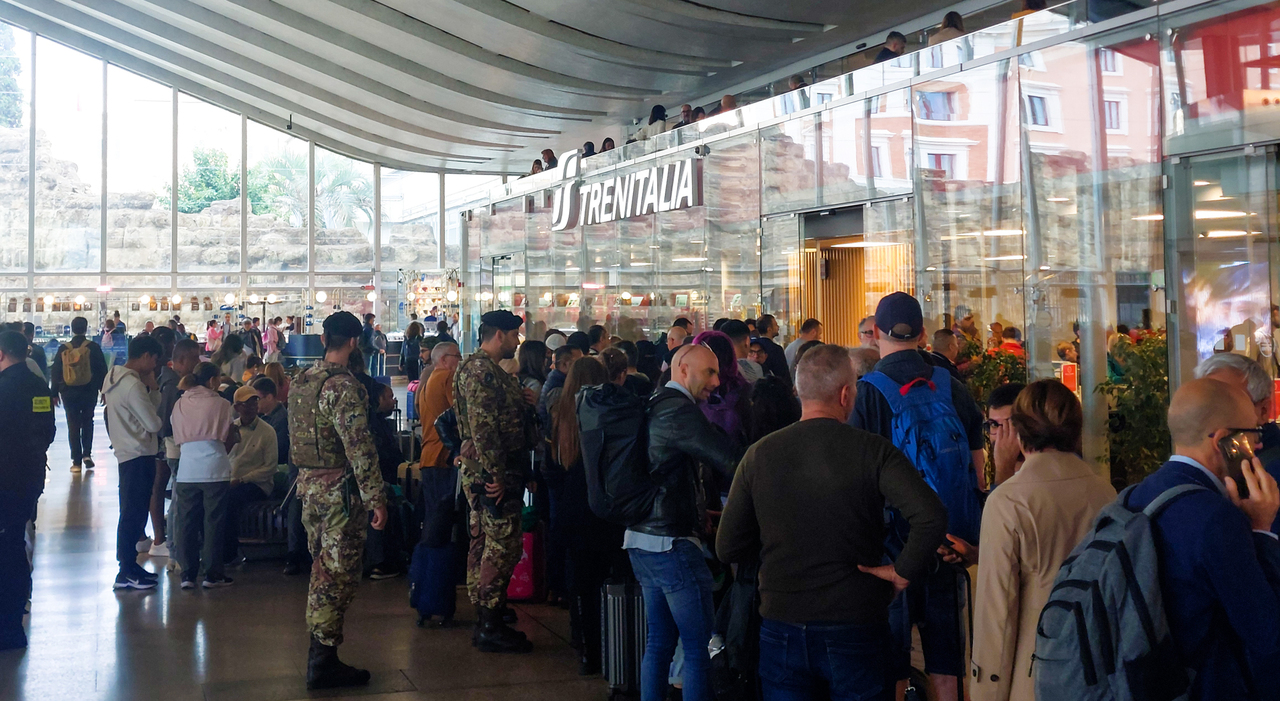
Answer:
[
  {"left": 0, "top": 24, "right": 30, "bottom": 272},
  {"left": 34, "top": 38, "right": 101, "bottom": 272},
  {"left": 313, "top": 147, "right": 374, "bottom": 272},
  {"left": 761, "top": 115, "right": 818, "bottom": 214},
  {"left": 107, "top": 67, "right": 171, "bottom": 273},
  {"left": 447, "top": 174, "right": 503, "bottom": 271},
  {"left": 380, "top": 169, "right": 439, "bottom": 272},
  {"left": 176, "top": 94, "right": 241, "bottom": 271},
  {"left": 761, "top": 215, "right": 800, "bottom": 337},
  {"left": 247, "top": 121, "right": 308, "bottom": 272},
  {"left": 705, "top": 134, "right": 761, "bottom": 322}
]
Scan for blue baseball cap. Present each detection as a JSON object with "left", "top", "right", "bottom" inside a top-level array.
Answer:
[{"left": 875, "top": 292, "right": 924, "bottom": 340}]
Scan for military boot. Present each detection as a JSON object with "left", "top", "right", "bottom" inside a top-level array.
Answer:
[
  {"left": 306, "top": 636, "right": 372, "bottom": 690},
  {"left": 475, "top": 606, "right": 533, "bottom": 654},
  {"left": 471, "top": 604, "right": 482, "bottom": 647}
]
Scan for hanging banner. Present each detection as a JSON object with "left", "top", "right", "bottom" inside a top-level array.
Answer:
[{"left": 551, "top": 149, "right": 703, "bottom": 231}]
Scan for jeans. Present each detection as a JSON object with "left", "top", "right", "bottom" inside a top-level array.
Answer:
[
  {"left": 757, "top": 618, "right": 892, "bottom": 701},
  {"left": 628, "top": 540, "right": 716, "bottom": 701},
  {"left": 175, "top": 481, "right": 230, "bottom": 580},
  {"left": 116, "top": 457, "right": 156, "bottom": 572},
  {"left": 0, "top": 487, "right": 41, "bottom": 649},
  {"left": 62, "top": 394, "right": 96, "bottom": 463}
]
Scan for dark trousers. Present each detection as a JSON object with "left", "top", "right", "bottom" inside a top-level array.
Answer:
[
  {"left": 364, "top": 488, "right": 404, "bottom": 571},
  {"left": 175, "top": 481, "right": 229, "bottom": 580},
  {"left": 0, "top": 487, "right": 41, "bottom": 649},
  {"left": 285, "top": 465, "right": 309, "bottom": 565},
  {"left": 571, "top": 546, "right": 632, "bottom": 668},
  {"left": 116, "top": 457, "right": 156, "bottom": 571},
  {"left": 758, "top": 618, "right": 892, "bottom": 701},
  {"left": 223, "top": 482, "right": 267, "bottom": 560},
  {"left": 62, "top": 394, "right": 96, "bottom": 463}
]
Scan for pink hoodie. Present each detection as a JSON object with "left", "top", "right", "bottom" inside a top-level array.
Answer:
[{"left": 171, "top": 385, "right": 233, "bottom": 445}]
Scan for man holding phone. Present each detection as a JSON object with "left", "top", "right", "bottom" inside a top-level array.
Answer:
[{"left": 1126, "top": 378, "right": 1280, "bottom": 700}]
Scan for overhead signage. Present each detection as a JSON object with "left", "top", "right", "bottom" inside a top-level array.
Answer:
[{"left": 551, "top": 149, "right": 702, "bottom": 231}]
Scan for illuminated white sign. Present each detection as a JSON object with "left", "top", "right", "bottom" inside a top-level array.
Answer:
[{"left": 550, "top": 149, "right": 702, "bottom": 231}]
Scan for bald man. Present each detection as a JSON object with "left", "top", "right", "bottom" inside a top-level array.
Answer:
[
  {"left": 1195, "top": 354, "right": 1280, "bottom": 525},
  {"left": 626, "top": 343, "right": 743, "bottom": 701},
  {"left": 1127, "top": 378, "right": 1280, "bottom": 700}
]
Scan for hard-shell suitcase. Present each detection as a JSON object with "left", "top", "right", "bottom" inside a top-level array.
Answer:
[
  {"left": 406, "top": 380, "right": 420, "bottom": 422},
  {"left": 602, "top": 580, "right": 646, "bottom": 698}
]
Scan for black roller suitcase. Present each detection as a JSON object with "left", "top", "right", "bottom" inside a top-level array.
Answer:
[{"left": 602, "top": 580, "right": 646, "bottom": 698}]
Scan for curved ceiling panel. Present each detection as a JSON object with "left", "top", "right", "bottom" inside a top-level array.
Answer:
[{"left": 0, "top": 0, "right": 955, "bottom": 171}]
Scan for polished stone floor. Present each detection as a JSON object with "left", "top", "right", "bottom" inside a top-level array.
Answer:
[{"left": 0, "top": 404, "right": 604, "bottom": 701}]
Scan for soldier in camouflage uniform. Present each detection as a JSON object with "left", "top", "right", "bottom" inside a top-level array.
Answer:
[
  {"left": 455, "top": 309, "right": 536, "bottom": 654},
  {"left": 287, "top": 311, "right": 388, "bottom": 689}
]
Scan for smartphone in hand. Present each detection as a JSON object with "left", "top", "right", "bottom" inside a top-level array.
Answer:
[{"left": 1219, "top": 432, "right": 1257, "bottom": 500}]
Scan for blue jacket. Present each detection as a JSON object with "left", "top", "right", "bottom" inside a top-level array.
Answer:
[{"left": 1127, "top": 459, "right": 1280, "bottom": 700}]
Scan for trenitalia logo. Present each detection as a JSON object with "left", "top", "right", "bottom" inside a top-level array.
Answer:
[{"left": 550, "top": 149, "right": 702, "bottom": 232}]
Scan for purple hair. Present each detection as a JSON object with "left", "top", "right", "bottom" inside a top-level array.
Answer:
[{"left": 693, "top": 330, "right": 745, "bottom": 393}]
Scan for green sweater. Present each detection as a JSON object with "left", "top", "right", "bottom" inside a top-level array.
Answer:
[{"left": 716, "top": 418, "right": 948, "bottom": 625}]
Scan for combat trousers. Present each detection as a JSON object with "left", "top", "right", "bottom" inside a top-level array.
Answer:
[
  {"left": 463, "top": 475, "right": 523, "bottom": 609},
  {"left": 300, "top": 469, "right": 367, "bottom": 647}
]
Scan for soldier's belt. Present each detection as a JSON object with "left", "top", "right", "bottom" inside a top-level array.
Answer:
[{"left": 296, "top": 465, "right": 345, "bottom": 470}]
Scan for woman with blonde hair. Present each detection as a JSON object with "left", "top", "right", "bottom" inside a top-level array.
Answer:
[
  {"left": 263, "top": 361, "right": 290, "bottom": 403},
  {"left": 969, "top": 380, "right": 1115, "bottom": 701}
]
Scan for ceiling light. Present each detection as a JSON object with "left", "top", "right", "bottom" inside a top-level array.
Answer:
[
  {"left": 406, "top": 291, "right": 416, "bottom": 302},
  {"left": 1193, "top": 180, "right": 1212, "bottom": 186},
  {"left": 1200, "top": 230, "right": 1260, "bottom": 238},
  {"left": 649, "top": 245, "right": 660, "bottom": 249},
  {"left": 1195, "top": 210, "right": 1248, "bottom": 219},
  {"left": 620, "top": 292, "right": 632, "bottom": 301},
  {"left": 75, "top": 295, "right": 86, "bottom": 305},
  {"left": 671, "top": 257, "right": 708, "bottom": 262},
  {"left": 315, "top": 291, "right": 327, "bottom": 303},
  {"left": 1131, "top": 214, "right": 1164, "bottom": 221},
  {"left": 1039, "top": 264, "right": 1051, "bottom": 270},
  {"left": 583, "top": 283, "right": 605, "bottom": 289},
  {"left": 830, "top": 241, "right": 899, "bottom": 248},
  {"left": 366, "top": 291, "right": 377, "bottom": 302},
  {"left": 446, "top": 290, "right": 458, "bottom": 302},
  {"left": 171, "top": 294, "right": 182, "bottom": 304},
  {"left": 42, "top": 295, "right": 53, "bottom": 305},
  {"left": 224, "top": 293, "right": 236, "bottom": 304},
  {"left": 266, "top": 293, "right": 277, "bottom": 304},
  {"left": 629, "top": 262, "right": 652, "bottom": 266},
  {"left": 95, "top": 285, "right": 112, "bottom": 293},
  {"left": 1045, "top": 197, "right": 1070, "bottom": 202},
  {"left": 984, "top": 255, "right": 1027, "bottom": 261},
  {"left": 925, "top": 266, "right": 937, "bottom": 271},
  {"left": 249, "top": 293, "right": 260, "bottom": 304},
  {"left": 139, "top": 294, "right": 151, "bottom": 304}
]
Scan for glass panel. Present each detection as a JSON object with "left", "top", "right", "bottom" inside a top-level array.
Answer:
[
  {"left": 246, "top": 120, "right": 307, "bottom": 271},
  {"left": 313, "top": 147, "right": 374, "bottom": 271},
  {"left": 0, "top": 25, "right": 30, "bottom": 273},
  {"left": 484, "top": 197, "right": 525, "bottom": 257},
  {"left": 177, "top": 274, "right": 239, "bottom": 288},
  {"left": 819, "top": 99, "right": 873, "bottom": 207},
  {"left": 761, "top": 214, "right": 801, "bottom": 336},
  {"left": 446, "top": 174, "right": 502, "bottom": 271},
  {"left": 107, "top": 275, "right": 171, "bottom": 288},
  {"left": 617, "top": 215, "right": 657, "bottom": 340},
  {"left": 34, "top": 38, "right": 101, "bottom": 272},
  {"left": 705, "top": 133, "right": 761, "bottom": 322},
  {"left": 106, "top": 67, "right": 171, "bottom": 273},
  {"left": 248, "top": 273, "right": 308, "bottom": 287},
  {"left": 176, "top": 94, "right": 241, "bottom": 271},
  {"left": 380, "top": 169, "right": 439, "bottom": 271},
  {"left": 33, "top": 275, "right": 98, "bottom": 288},
  {"left": 867, "top": 89, "right": 913, "bottom": 198},
  {"left": 1020, "top": 27, "right": 1166, "bottom": 480},
  {"left": 1162, "top": 1, "right": 1280, "bottom": 155},
  {"left": 916, "top": 58, "right": 1024, "bottom": 405},
  {"left": 761, "top": 114, "right": 818, "bottom": 214}
]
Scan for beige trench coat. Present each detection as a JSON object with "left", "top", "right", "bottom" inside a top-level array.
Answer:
[{"left": 970, "top": 451, "right": 1116, "bottom": 701}]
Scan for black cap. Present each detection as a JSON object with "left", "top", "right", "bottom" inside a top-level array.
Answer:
[
  {"left": 322, "top": 311, "right": 363, "bottom": 338},
  {"left": 875, "top": 292, "right": 924, "bottom": 340},
  {"left": 480, "top": 309, "right": 524, "bottom": 331}
]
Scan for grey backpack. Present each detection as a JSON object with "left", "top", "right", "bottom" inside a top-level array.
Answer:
[{"left": 1033, "top": 483, "right": 1202, "bottom": 701}]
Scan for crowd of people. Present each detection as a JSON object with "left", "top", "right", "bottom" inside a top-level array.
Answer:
[{"left": 6, "top": 287, "right": 1280, "bottom": 700}]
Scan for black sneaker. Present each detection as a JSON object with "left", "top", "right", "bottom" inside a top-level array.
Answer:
[
  {"left": 202, "top": 576, "right": 234, "bottom": 589},
  {"left": 180, "top": 574, "right": 197, "bottom": 590},
  {"left": 368, "top": 566, "right": 403, "bottom": 580},
  {"left": 113, "top": 572, "right": 157, "bottom": 590}
]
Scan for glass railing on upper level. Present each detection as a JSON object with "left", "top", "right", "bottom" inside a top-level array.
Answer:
[{"left": 489, "top": 0, "right": 1135, "bottom": 203}]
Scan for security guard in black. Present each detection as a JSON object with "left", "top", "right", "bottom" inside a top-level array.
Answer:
[{"left": 0, "top": 330, "right": 56, "bottom": 650}]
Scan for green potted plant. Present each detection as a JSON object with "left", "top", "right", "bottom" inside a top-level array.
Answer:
[{"left": 1095, "top": 332, "right": 1171, "bottom": 487}]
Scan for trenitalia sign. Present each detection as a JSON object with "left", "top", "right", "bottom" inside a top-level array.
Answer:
[{"left": 550, "top": 149, "right": 702, "bottom": 232}]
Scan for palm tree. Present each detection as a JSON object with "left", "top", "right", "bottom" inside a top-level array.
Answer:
[{"left": 315, "top": 152, "right": 374, "bottom": 235}]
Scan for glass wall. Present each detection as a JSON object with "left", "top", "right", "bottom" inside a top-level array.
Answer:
[
  {"left": 106, "top": 66, "right": 171, "bottom": 273},
  {"left": 314, "top": 148, "right": 374, "bottom": 272},
  {"left": 33, "top": 37, "right": 101, "bottom": 273},
  {"left": 176, "top": 93, "right": 240, "bottom": 272},
  {"left": 0, "top": 24, "right": 30, "bottom": 273},
  {"left": 246, "top": 120, "right": 308, "bottom": 272}
]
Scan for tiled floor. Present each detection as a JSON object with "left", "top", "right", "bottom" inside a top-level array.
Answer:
[{"left": 0, "top": 404, "right": 605, "bottom": 701}]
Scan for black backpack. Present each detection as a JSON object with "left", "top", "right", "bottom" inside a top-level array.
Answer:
[{"left": 577, "top": 382, "right": 657, "bottom": 526}]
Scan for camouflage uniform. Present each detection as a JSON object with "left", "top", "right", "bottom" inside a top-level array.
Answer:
[
  {"left": 288, "top": 361, "right": 386, "bottom": 647},
  {"left": 454, "top": 349, "right": 530, "bottom": 609}
]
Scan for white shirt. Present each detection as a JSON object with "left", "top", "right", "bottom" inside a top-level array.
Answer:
[{"left": 176, "top": 440, "right": 231, "bottom": 483}]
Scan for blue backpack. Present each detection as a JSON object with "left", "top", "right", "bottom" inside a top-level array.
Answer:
[{"left": 862, "top": 366, "right": 983, "bottom": 545}]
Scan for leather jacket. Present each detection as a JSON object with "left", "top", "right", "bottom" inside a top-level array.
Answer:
[{"left": 632, "top": 386, "right": 743, "bottom": 538}]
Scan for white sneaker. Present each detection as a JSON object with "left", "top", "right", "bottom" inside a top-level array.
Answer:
[
  {"left": 136, "top": 537, "right": 153, "bottom": 554},
  {"left": 148, "top": 541, "right": 170, "bottom": 558}
]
